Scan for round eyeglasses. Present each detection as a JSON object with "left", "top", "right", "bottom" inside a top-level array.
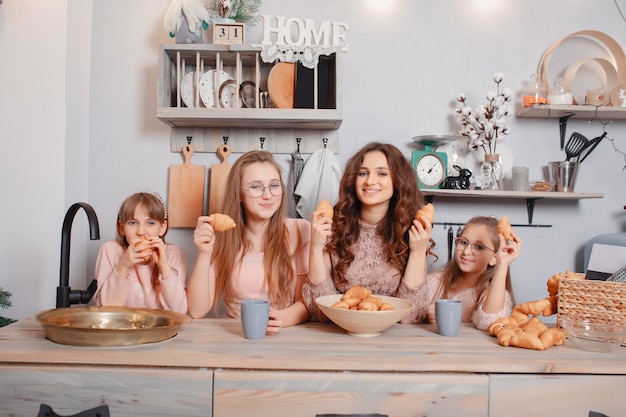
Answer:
[
  {"left": 454, "top": 237, "right": 496, "bottom": 255},
  {"left": 242, "top": 182, "right": 283, "bottom": 199}
]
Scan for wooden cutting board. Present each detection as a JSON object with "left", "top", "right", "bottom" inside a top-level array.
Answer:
[
  {"left": 209, "top": 143, "right": 232, "bottom": 215},
  {"left": 267, "top": 62, "right": 295, "bottom": 108},
  {"left": 167, "top": 143, "right": 206, "bottom": 228}
]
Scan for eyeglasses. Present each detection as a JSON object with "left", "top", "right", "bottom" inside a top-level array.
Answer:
[
  {"left": 454, "top": 237, "right": 496, "bottom": 255},
  {"left": 242, "top": 182, "right": 283, "bottom": 199}
]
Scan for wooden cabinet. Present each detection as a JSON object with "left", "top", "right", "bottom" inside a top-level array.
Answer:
[
  {"left": 157, "top": 44, "right": 342, "bottom": 130},
  {"left": 214, "top": 370, "right": 489, "bottom": 417}
]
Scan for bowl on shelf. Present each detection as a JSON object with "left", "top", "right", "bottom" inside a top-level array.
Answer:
[
  {"left": 560, "top": 317, "right": 626, "bottom": 353},
  {"left": 530, "top": 179, "right": 555, "bottom": 192},
  {"left": 315, "top": 294, "right": 414, "bottom": 337}
]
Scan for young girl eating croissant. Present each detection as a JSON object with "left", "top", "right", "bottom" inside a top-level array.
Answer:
[
  {"left": 187, "top": 150, "right": 310, "bottom": 335},
  {"left": 303, "top": 142, "right": 436, "bottom": 322},
  {"left": 92, "top": 191, "right": 188, "bottom": 313},
  {"left": 405, "top": 215, "right": 522, "bottom": 330}
]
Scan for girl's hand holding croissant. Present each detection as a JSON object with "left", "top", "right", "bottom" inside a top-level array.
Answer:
[{"left": 194, "top": 216, "right": 217, "bottom": 254}]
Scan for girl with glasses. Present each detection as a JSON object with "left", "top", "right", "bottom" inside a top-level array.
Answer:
[
  {"left": 404, "top": 216, "right": 522, "bottom": 330},
  {"left": 187, "top": 150, "right": 310, "bottom": 335},
  {"left": 303, "top": 142, "right": 436, "bottom": 322}
]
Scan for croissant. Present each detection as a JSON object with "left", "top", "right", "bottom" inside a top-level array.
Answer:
[
  {"left": 415, "top": 203, "right": 435, "bottom": 228},
  {"left": 497, "top": 215, "right": 513, "bottom": 241},
  {"left": 539, "top": 327, "right": 566, "bottom": 348},
  {"left": 332, "top": 300, "right": 350, "bottom": 309},
  {"left": 210, "top": 213, "right": 236, "bottom": 232},
  {"left": 315, "top": 199, "right": 334, "bottom": 219},
  {"left": 358, "top": 301, "right": 378, "bottom": 311},
  {"left": 344, "top": 286, "right": 372, "bottom": 300},
  {"left": 379, "top": 302, "right": 395, "bottom": 311},
  {"left": 341, "top": 297, "right": 362, "bottom": 308},
  {"left": 362, "top": 296, "right": 383, "bottom": 307}
]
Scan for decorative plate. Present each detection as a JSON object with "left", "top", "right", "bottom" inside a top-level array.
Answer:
[
  {"left": 199, "top": 69, "right": 234, "bottom": 108},
  {"left": 180, "top": 71, "right": 202, "bottom": 108},
  {"left": 240, "top": 81, "right": 258, "bottom": 108},
  {"left": 218, "top": 79, "right": 238, "bottom": 108}
]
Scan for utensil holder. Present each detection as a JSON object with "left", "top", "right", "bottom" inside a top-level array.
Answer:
[{"left": 549, "top": 161, "right": 578, "bottom": 192}]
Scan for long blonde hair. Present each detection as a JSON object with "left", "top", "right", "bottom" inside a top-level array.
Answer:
[
  {"left": 212, "top": 150, "right": 304, "bottom": 315},
  {"left": 436, "top": 216, "right": 514, "bottom": 307}
]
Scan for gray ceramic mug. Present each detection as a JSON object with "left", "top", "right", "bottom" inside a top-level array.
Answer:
[
  {"left": 240, "top": 300, "right": 270, "bottom": 339},
  {"left": 435, "top": 299, "right": 462, "bottom": 336}
]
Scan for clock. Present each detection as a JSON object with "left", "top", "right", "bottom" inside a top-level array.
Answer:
[{"left": 411, "top": 136, "right": 454, "bottom": 189}]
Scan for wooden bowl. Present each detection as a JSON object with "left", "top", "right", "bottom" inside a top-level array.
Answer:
[{"left": 315, "top": 294, "right": 414, "bottom": 337}]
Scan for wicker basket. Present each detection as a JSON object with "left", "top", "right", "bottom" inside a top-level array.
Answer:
[{"left": 557, "top": 278, "right": 626, "bottom": 326}]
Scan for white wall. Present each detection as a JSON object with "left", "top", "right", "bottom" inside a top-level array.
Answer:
[{"left": 1, "top": 0, "right": 625, "bottom": 320}]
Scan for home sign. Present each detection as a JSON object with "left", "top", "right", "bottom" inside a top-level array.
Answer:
[{"left": 261, "top": 15, "right": 349, "bottom": 51}]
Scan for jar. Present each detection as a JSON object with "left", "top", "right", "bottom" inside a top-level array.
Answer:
[
  {"left": 522, "top": 74, "right": 547, "bottom": 107},
  {"left": 547, "top": 77, "right": 573, "bottom": 105},
  {"left": 480, "top": 154, "right": 503, "bottom": 190}
]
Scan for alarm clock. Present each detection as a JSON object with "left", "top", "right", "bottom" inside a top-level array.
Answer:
[{"left": 411, "top": 135, "right": 454, "bottom": 189}]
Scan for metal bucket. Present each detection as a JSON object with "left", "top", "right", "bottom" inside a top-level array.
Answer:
[{"left": 549, "top": 161, "right": 579, "bottom": 192}]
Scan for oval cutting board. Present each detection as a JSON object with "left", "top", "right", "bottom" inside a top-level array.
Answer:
[
  {"left": 168, "top": 144, "right": 206, "bottom": 228},
  {"left": 267, "top": 62, "right": 295, "bottom": 108},
  {"left": 209, "top": 144, "right": 232, "bottom": 215}
]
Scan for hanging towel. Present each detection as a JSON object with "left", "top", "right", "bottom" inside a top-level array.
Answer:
[
  {"left": 294, "top": 147, "right": 341, "bottom": 221},
  {"left": 286, "top": 150, "right": 305, "bottom": 218}
]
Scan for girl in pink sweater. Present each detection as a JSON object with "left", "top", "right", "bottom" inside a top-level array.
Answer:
[{"left": 93, "top": 191, "right": 188, "bottom": 314}]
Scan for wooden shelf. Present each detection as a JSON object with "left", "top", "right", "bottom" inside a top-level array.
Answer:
[
  {"left": 516, "top": 103, "right": 626, "bottom": 119},
  {"left": 421, "top": 189, "right": 604, "bottom": 225},
  {"left": 157, "top": 44, "right": 342, "bottom": 130}
]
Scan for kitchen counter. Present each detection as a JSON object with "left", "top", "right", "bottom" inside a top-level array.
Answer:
[{"left": 1, "top": 318, "right": 625, "bottom": 417}]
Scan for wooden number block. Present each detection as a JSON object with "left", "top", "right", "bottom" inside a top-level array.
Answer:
[{"left": 211, "top": 22, "right": 245, "bottom": 45}]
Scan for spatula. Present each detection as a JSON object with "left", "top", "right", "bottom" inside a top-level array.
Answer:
[
  {"left": 578, "top": 132, "right": 607, "bottom": 163},
  {"left": 564, "top": 132, "right": 590, "bottom": 161}
]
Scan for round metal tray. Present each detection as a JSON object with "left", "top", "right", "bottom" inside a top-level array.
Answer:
[{"left": 37, "top": 306, "right": 191, "bottom": 347}]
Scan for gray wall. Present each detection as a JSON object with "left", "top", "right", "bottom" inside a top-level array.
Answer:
[{"left": 1, "top": 0, "right": 625, "bottom": 320}]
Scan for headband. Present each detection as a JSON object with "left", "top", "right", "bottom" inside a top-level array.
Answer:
[{"left": 118, "top": 190, "right": 168, "bottom": 220}]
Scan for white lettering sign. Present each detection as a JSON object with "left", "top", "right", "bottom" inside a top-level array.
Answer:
[{"left": 261, "top": 15, "right": 349, "bottom": 52}]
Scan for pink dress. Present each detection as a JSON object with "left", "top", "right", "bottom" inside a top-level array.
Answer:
[
  {"left": 93, "top": 240, "right": 188, "bottom": 314},
  {"left": 302, "top": 223, "right": 421, "bottom": 322},
  {"left": 405, "top": 271, "right": 513, "bottom": 330},
  {"left": 215, "top": 218, "right": 310, "bottom": 318}
]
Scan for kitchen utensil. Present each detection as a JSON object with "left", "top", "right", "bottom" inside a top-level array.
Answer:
[
  {"left": 37, "top": 306, "right": 191, "bottom": 346},
  {"left": 208, "top": 141, "right": 232, "bottom": 215},
  {"left": 167, "top": 141, "right": 206, "bottom": 227},
  {"left": 564, "top": 132, "right": 590, "bottom": 161},
  {"left": 558, "top": 113, "right": 574, "bottom": 150},
  {"left": 578, "top": 131, "right": 607, "bottom": 163}
]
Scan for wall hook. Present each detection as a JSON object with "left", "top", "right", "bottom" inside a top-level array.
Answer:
[
  {"left": 187, "top": 136, "right": 192, "bottom": 145},
  {"left": 323, "top": 137, "right": 328, "bottom": 148},
  {"left": 296, "top": 137, "right": 301, "bottom": 154},
  {"left": 223, "top": 136, "right": 229, "bottom": 145},
  {"left": 259, "top": 137, "right": 265, "bottom": 149}
]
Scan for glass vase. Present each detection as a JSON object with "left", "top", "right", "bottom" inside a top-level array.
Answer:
[{"left": 480, "top": 154, "right": 503, "bottom": 190}]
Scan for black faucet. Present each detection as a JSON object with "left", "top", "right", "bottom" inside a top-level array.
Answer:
[{"left": 56, "top": 202, "right": 101, "bottom": 308}]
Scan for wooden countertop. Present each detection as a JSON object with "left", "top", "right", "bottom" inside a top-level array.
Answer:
[{"left": 1, "top": 318, "right": 624, "bottom": 375}]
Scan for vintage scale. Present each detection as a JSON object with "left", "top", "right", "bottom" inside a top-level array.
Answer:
[{"left": 411, "top": 135, "right": 455, "bottom": 189}]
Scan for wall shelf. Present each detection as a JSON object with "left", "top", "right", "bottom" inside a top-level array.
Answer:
[
  {"left": 421, "top": 189, "right": 604, "bottom": 225},
  {"left": 516, "top": 103, "right": 626, "bottom": 120}
]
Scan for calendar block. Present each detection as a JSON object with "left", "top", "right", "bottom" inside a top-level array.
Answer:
[{"left": 210, "top": 22, "right": 245, "bottom": 45}]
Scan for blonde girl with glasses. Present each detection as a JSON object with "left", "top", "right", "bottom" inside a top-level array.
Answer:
[
  {"left": 187, "top": 150, "right": 310, "bottom": 335},
  {"left": 405, "top": 216, "right": 522, "bottom": 330}
]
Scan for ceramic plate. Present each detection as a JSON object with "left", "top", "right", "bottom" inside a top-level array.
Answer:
[
  {"left": 180, "top": 71, "right": 202, "bottom": 108},
  {"left": 219, "top": 79, "right": 238, "bottom": 108},
  {"left": 199, "top": 69, "right": 234, "bottom": 108}
]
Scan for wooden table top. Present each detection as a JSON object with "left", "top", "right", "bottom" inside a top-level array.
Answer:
[{"left": 1, "top": 318, "right": 624, "bottom": 375}]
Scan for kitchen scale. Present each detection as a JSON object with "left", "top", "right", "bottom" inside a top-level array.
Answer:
[{"left": 412, "top": 135, "right": 456, "bottom": 189}]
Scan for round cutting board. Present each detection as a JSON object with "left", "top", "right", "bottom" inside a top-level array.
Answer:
[{"left": 267, "top": 62, "right": 295, "bottom": 108}]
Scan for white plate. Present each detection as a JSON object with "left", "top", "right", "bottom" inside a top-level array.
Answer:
[
  {"left": 436, "top": 137, "right": 514, "bottom": 178},
  {"left": 219, "top": 79, "right": 238, "bottom": 108},
  {"left": 199, "top": 70, "right": 234, "bottom": 108},
  {"left": 180, "top": 71, "right": 202, "bottom": 108}
]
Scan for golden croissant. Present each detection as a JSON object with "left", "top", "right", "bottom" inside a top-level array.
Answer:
[
  {"left": 415, "top": 203, "right": 434, "bottom": 228},
  {"left": 209, "top": 213, "right": 236, "bottom": 232},
  {"left": 316, "top": 199, "right": 334, "bottom": 219},
  {"left": 497, "top": 215, "right": 513, "bottom": 241}
]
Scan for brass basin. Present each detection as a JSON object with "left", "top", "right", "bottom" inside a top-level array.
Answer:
[{"left": 37, "top": 306, "right": 191, "bottom": 347}]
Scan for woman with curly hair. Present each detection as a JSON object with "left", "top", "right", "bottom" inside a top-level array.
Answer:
[{"left": 302, "top": 142, "right": 435, "bottom": 322}]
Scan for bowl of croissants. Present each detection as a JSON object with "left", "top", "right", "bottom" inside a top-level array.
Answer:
[{"left": 315, "top": 286, "right": 415, "bottom": 337}]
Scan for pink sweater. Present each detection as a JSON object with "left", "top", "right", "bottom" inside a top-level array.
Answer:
[
  {"left": 404, "top": 271, "right": 513, "bottom": 330},
  {"left": 93, "top": 240, "right": 188, "bottom": 314},
  {"left": 302, "top": 223, "right": 421, "bottom": 322}
]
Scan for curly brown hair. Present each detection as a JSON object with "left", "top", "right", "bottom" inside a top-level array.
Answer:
[{"left": 328, "top": 142, "right": 432, "bottom": 286}]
